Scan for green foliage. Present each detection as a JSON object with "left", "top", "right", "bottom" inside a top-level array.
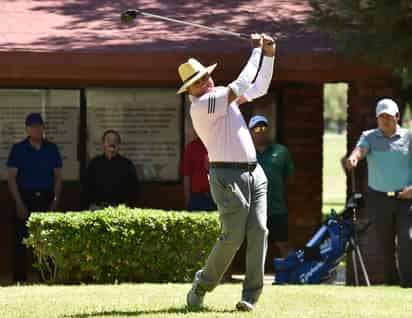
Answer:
[
  {"left": 25, "top": 207, "right": 220, "bottom": 284},
  {"left": 309, "top": 1, "right": 412, "bottom": 87},
  {"left": 324, "top": 83, "right": 348, "bottom": 121}
]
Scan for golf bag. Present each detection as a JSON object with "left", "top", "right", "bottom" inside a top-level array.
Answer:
[{"left": 273, "top": 193, "right": 364, "bottom": 284}]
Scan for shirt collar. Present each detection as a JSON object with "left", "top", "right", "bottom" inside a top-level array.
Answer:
[
  {"left": 377, "top": 125, "right": 402, "bottom": 138},
  {"left": 24, "top": 137, "right": 46, "bottom": 150}
]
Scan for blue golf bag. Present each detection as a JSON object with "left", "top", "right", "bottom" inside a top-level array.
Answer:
[{"left": 273, "top": 194, "right": 363, "bottom": 284}]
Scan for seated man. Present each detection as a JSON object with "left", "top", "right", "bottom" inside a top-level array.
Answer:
[{"left": 83, "top": 130, "right": 139, "bottom": 210}]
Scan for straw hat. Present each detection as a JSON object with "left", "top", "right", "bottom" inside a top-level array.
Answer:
[{"left": 177, "top": 58, "right": 217, "bottom": 94}]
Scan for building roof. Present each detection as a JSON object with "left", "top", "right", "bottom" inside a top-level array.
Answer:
[{"left": 0, "top": 0, "right": 335, "bottom": 54}]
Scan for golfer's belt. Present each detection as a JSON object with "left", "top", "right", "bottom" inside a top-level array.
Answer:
[{"left": 210, "top": 162, "right": 257, "bottom": 171}]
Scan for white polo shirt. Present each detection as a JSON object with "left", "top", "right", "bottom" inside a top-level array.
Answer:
[{"left": 190, "top": 86, "right": 256, "bottom": 163}]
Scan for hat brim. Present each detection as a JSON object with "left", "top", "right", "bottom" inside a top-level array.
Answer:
[
  {"left": 376, "top": 110, "right": 398, "bottom": 118},
  {"left": 177, "top": 63, "right": 217, "bottom": 94}
]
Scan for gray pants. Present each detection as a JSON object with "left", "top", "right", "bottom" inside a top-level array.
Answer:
[
  {"left": 367, "top": 189, "right": 412, "bottom": 287},
  {"left": 196, "top": 164, "right": 268, "bottom": 303}
]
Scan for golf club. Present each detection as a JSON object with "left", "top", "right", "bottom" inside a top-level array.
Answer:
[{"left": 120, "top": 9, "right": 250, "bottom": 40}]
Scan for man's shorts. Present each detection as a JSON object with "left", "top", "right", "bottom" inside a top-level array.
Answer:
[{"left": 267, "top": 214, "right": 288, "bottom": 242}]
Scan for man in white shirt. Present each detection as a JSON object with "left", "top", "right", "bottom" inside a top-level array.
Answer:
[{"left": 177, "top": 33, "right": 275, "bottom": 311}]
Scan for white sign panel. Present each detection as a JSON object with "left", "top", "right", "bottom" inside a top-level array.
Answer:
[
  {"left": 0, "top": 90, "right": 80, "bottom": 181},
  {"left": 86, "top": 88, "right": 182, "bottom": 181}
]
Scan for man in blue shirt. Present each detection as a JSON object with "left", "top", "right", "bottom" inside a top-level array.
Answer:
[
  {"left": 7, "top": 113, "right": 63, "bottom": 283},
  {"left": 346, "top": 98, "right": 412, "bottom": 287}
]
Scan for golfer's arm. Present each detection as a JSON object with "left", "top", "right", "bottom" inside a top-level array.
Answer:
[
  {"left": 228, "top": 54, "right": 274, "bottom": 105},
  {"left": 228, "top": 48, "right": 262, "bottom": 97},
  {"left": 7, "top": 168, "right": 24, "bottom": 205}
]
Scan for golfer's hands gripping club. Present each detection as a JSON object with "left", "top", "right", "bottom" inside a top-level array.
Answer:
[
  {"left": 249, "top": 33, "right": 275, "bottom": 57},
  {"left": 250, "top": 33, "right": 262, "bottom": 48},
  {"left": 262, "top": 34, "right": 275, "bottom": 57}
]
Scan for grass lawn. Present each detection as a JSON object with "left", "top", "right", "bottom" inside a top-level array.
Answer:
[
  {"left": 1, "top": 283, "right": 411, "bottom": 318},
  {"left": 323, "top": 132, "right": 347, "bottom": 215}
]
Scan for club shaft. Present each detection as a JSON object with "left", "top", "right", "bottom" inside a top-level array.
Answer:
[{"left": 139, "top": 11, "right": 249, "bottom": 40}]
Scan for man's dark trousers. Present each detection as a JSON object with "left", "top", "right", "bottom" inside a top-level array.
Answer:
[
  {"left": 367, "top": 189, "right": 412, "bottom": 287},
  {"left": 14, "top": 190, "right": 54, "bottom": 282}
]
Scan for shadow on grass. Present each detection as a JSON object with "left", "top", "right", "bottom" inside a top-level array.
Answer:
[{"left": 63, "top": 307, "right": 237, "bottom": 317}]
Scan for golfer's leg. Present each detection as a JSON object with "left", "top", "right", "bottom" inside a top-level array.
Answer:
[
  {"left": 397, "top": 200, "right": 412, "bottom": 287},
  {"left": 242, "top": 165, "right": 268, "bottom": 303},
  {"left": 198, "top": 168, "right": 249, "bottom": 291},
  {"left": 367, "top": 190, "right": 397, "bottom": 284}
]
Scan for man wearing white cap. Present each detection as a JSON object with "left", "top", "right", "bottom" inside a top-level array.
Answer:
[
  {"left": 346, "top": 98, "right": 412, "bottom": 287},
  {"left": 177, "top": 33, "right": 275, "bottom": 311}
]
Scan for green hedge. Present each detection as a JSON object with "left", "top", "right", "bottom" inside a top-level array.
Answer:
[{"left": 26, "top": 207, "right": 220, "bottom": 284}]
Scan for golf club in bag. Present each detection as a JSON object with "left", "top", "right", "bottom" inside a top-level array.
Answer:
[{"left": 273, "top": 169, "right": 371, "bottom": 285}]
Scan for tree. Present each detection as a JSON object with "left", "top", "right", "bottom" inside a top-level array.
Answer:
[
  {"left": 308, "top": 0, "right": 412, "bottom": 90},
  {"left": 324, "top": 83, "right": 348, "bottom": 133}
]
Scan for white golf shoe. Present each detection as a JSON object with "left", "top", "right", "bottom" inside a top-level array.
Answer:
[{"left": 236, "top": 300, "right": 254, "bottom": 312}]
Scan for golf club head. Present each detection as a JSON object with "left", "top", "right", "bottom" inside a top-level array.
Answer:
[{"left": 120, "top": 9, "right": 139, "bottom": 24}]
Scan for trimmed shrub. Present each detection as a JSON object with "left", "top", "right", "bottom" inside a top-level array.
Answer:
[{"left": 25, "top": 206, "right": 220, "bottom": 284}]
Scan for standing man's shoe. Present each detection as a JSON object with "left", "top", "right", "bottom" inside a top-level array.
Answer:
[{"left": 236, "top": 300, "right": 254, "bottom": 312}]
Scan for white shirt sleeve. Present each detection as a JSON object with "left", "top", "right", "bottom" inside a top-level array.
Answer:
[
  {"left": 190, "top": 87, "right": 230, "bottom": 119},
  {"left": 229, "top": 48, "right": 262, "bottom": 97},
  {"left": 243, "top": 56, "right": 274, "bottom": 102}
]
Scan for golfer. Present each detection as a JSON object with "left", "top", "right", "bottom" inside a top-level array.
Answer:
[{"left": 177, "top": 33, "right": 275, "bottom": 311}]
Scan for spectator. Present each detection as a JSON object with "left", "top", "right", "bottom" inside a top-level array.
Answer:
[
  {"left": 182, "top": 134, "right": 217, "bottom": 211},
  {"left": 346, "top": 98, "right": 412, "bottom": 287},
  {"left": 7, "top": 113, "right": 63, "bottom": 284},
  {"left": 83, "top": 130, "right": 139, "bottom": 210},
  {"left": 248, "top": 115, "right": 294, "bottom": 258}
]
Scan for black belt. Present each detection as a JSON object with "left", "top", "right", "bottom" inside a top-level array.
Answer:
[
  {"left": 210, "top": 162, "right": 257, "bottom": 171},
  {"left": 369, "top": 188, "right": 402, "bottom": 199}
]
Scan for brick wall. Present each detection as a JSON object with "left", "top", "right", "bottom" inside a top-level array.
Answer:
[{"left": 282, "top": 82, "right": 324, "bottom": 248}]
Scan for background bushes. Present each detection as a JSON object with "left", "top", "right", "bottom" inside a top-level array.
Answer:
[{"left": 25, "top": 207, "right": 220, "bottom": 284}]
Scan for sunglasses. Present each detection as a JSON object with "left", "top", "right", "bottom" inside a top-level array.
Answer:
[{"left": 252, "top": 126, "right": 268, "bottom": 133}]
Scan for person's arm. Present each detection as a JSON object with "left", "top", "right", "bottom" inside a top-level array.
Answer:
[
  {"left": 184, "top": 176, "right": 191, "bottom": 208},
  {"left": 229, "top": 34, "right": 276, "bottom": 105},
  {"left": 49, "top": 168, "right": 62, "bottom": 211},
  {"left": 190, "top": 35, "right": 274, "bottom": 119},
  {"left": 84, "top": 161, "right": 96, "bottom": 208},
  {"left": 284, "top": 147, "right": 295, "bottom": 185},
  {"left": 49, "top": 144, "right": 63, "bottom": 211},
  {"left": 228, "top": 33, "right": 262, "bottom": 97},
  {"left": 127, "top": 160, "right": 139, "bottom": 206},
  {"left": 346, "top": 131, "right": 370, "bottom": 170},
  {"left": 7, "top": 168, "right": 29, "bottom": 220},
  {"left": 346, "top": 147, "right": 368, "bottom": 170}
]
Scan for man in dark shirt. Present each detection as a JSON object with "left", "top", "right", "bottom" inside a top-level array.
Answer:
[
  {"left": 7, "top": 113, "right": 63, "bottom": 283},
  {"left": 84, "top": 130, "right": 139, "bottom": 209}
]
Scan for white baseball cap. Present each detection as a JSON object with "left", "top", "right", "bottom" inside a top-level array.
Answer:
[
  {"left": 248, "top": 115, "right": 269, "bottom": 129},
  {"left": 376, "top": 98, "right": 399, "bottom": 118}
]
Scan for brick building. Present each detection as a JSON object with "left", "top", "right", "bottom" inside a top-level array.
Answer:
[{"left": 0, "top": 1, "right": 403, "bottom": 283}]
